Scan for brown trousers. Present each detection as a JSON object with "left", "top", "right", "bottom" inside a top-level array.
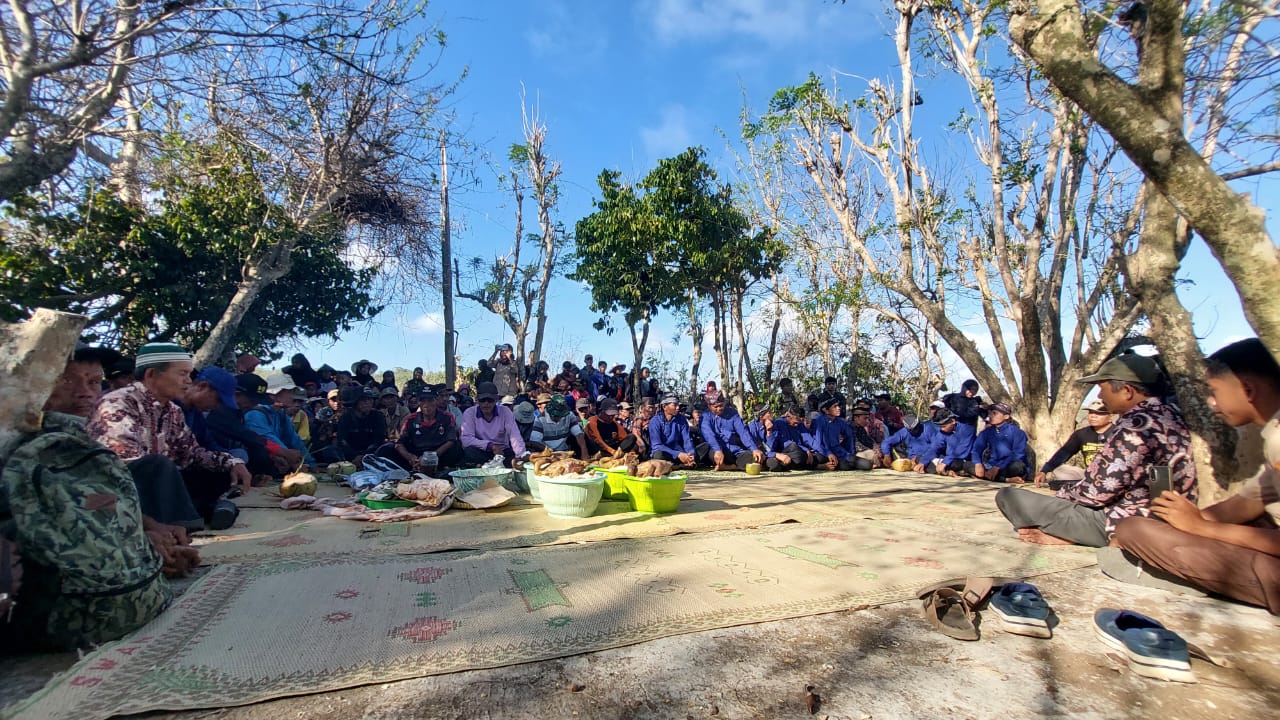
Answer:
[{"left": 1113, "top": 516, "right": 1280, "bottom": 615}]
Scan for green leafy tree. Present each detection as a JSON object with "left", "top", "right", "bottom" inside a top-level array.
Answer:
[
  {"left": 571, "top": 170, "right": 683, "bottom": 398},
  {"left": 0, "top": 163, "right": 380, "bottom": 357}
]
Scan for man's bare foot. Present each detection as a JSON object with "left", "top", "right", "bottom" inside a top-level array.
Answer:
[
  {"left": 1017, "top": 528, "right": 1076, "bottom": 546},
  {"left": 1006, "top": 476, "right": 1027, "bottom": 485}
]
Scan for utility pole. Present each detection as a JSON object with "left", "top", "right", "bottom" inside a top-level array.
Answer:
[{"left": 440, "top": 132, "right": 457, "bottom": 388}]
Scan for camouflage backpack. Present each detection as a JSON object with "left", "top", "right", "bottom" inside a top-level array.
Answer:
[{"left": 1, "top": 412, "right": 171, "bottom": 649}]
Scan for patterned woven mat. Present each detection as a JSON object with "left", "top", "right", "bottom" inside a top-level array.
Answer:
[
  {"left": 7, "top": 516, "right": 1095, "bottom": 720},
  {"left": 192, "top": 499, "right": 813, "bottom": 565},
  {"left": 194, "top": 471, "right": 1000, "bottom": 564}
]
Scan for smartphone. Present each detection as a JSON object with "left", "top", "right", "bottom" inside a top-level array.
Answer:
[{"left": 1147, "top": 465, "right": 1174, "bottom": 497}]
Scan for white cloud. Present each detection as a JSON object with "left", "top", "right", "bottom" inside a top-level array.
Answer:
[
  {"left": 525, "top": 1, "right": 609, "bottom": 61},
  {"left": 645, "top": 0, "right": 866, "bottom": 47},
  {"left": 639, "top": 104, "right": 695, "bottom": 160},
  {"left": 405, "top": 312, "right": 445, "bottom": 335}
]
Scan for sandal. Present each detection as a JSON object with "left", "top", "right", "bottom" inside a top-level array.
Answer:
[
  {"left": 922, "top": 587, "right": 979, "bottom": 641},
  {"left": 917, "top": 576, "right": 1013, "bottom": 641}
]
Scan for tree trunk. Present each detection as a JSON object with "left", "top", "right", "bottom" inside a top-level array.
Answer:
[
  {"left": 1128, "top": 189, "right": 1240, "bottom": 502},
  {"left": 441, "top": 137, "right": 457, "bottom": 387},
  {"left": 731, "top": 289, "right": 758, "bottom": 397},
  {"left": 687, "top": 291, "right": 704, "bottom": 399},
  {"left": 1010, "top": 0, "right": 1280, "bottom": 366},
  {"left": 629, "top": 309, "right": 651, "bottom": 404},
  {"left": 764, "top": 277, "right": 782, "bottom": 386},
  {"left": 193, "top": 240, "right": 294, "bottom": 367}
]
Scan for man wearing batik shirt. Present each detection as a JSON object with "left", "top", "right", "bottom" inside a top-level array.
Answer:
[
  {"left": 1112, "top": 339, "right": 1280, "bottom": 614},
  {"left": 88, "top": 343, "right": 251, "bottom": 524},
  {"left": 995, "top": 354, "right": 1195, "bottom": 547}
]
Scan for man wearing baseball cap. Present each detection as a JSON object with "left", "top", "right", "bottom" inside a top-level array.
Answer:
[
  {"left": 995, "top": 353, "right": 1195, "bottom": 547},
  {"left": 967, "top": 401, "right": 1030, "bottom": 483},
  {"left": 460, "top": 382, "right": 526, "bottom": 467},
  {"left": 926, "top": 410, "right": 971, "bottom": 475},
  {"left": 1033, "top": 399, "right": 1115, "bottom": 488}
]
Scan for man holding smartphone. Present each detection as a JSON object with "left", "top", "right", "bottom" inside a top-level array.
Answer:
[
  {"left": 994, "top": 353, "right": 1195, "bottom": 547},
  {"left": 1113, "top": 339, "right": 1280, "bottom": 614}
]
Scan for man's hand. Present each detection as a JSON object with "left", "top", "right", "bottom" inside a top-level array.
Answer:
[
  {"left": 1033, "top": 471, "right": 1047, "bottom": 487},
  {"left": 1151, "top": 491, "right": 1208, "bottom": 533},
  {"left": 752, "top": 449, "right": 764, "bottom": 464},
  {"left": 676, "top": 452, "right": 695, "bottom": 466},
  {"left": 230, "top": 463, "right": 252, "bottom": 493},
  {"left": 279, "top": 449, "right": 303, "bottom": 467},
  {"left": 777, "top": 453, "right": 792, "bottom": 466},
  {"left": 912, "top": 462, "right": 926, "bottom": 473},
  {"left": 973, "top": 463, "right": 986, "bottom": 479},
  {"left": 146, "top": 530, "right": 201, "bottom": 577},
  {"left": 825, "top": 454, "right": 838, "bottom": 471},
  {"left": 713, "top": 450, "right": 725, "bottom": 467}
]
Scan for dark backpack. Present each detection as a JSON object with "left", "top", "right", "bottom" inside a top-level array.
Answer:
[{"left": 1, "top": 413, "right": 170, "bottom": 649}]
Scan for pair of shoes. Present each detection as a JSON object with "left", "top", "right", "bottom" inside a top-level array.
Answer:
[
  {"left": 918, "top": 577, "right": 1051, "bottom": 640},
  {"left": 988, "top": 582, "right": 1053, "bottom": 638},
  {"left": 1093, "top": 609, "right": 1196, "bottom": 683}
]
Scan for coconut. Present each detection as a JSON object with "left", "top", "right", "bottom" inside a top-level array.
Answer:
[{"left": 280, "top": 471, "right": 318, "bottom": 498}]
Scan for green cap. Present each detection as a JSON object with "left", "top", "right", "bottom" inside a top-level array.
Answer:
[{"left": 1077, "top": 354, "right": 1162, "bottom": 386}]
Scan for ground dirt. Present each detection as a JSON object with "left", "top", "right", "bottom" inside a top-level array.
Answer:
[{"left": 4, "top": 564, "right": 1277, "bottom": 720}]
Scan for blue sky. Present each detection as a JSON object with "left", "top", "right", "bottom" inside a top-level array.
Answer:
[{"left": 289, "top": 0, "right": 1270, "bottom": 386}]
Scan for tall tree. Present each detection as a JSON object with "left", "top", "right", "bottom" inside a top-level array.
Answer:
[
  {"left": 455, "top": 99, "right": 565, "bottom": 366},
  {"left": 188, "top": 8, "right": 452, "bottom": 365},
  {"left": 0, "top": 0, "right": 441, "bottom": 202},
  {"left": 571, "top": 170, "right": 680, "bottom": 398},
  {"left": 746, "top": 4, "right": 1143, "bottom": 459},
  {"left": 646, "top": 147, "right": 781, "bottom": 404},
  {"left": 0, "top": 157, "right": 380, "bottom": 355},
  {"left": 1009, "top": 0, "right": 1280, "bottom": 366}
]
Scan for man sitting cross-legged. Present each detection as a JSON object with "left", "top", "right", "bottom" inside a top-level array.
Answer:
[
  {"left": 968, "top": 402, "right": 1031, "bottom": 483},
  {"left": 1034, "top": 399, "right": 1115, "bottom": 489},
  {"left": 698, "top": 396, "right": 764, "bottom": 471},
  {"left": 995, "top": 354, "right": 1195, "bottom": 547},
  {"left": 1112, "top": 339, "right": 1280, "bottom": 614},
  {"left": 2, "top": 345, "right": 197, "bottom": 650},
  {"left": 89, "top": 343, "right": 251, "bottom": 528}
]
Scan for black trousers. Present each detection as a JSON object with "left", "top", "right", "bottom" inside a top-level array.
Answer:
[
  {"left": 461, "top": 445, "right": 517, "bottom": 468},
  {"left": 765, "top": 444, "right": 812, "bottom": 471},
  {"left": 376, "top": 443, "right": 463, "bottom": 471},
  {"left": 127, "top": 454, "right": 228, "bottom": 527},
  {"left": 586, "top": 434, "right": 637, "bottom": 457},
  {"left": 695, "top": 443, "right": 755, "bottom": 469},
  {"left": 965, "top": 460, "right": 1031, "bottom": 482}
]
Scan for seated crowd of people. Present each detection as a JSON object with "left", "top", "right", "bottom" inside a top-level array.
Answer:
[{"left": 1, "top": 335, "right": 1277, "bottom": 656}]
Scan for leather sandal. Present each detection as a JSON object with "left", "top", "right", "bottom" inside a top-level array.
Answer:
[{"left": 922, "top": 587, "right": 979, "bottom": 641}]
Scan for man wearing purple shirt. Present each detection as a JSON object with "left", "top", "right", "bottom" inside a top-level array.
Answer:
[{"left": 460, "top": 382, "right": 526, "bottom": 467}]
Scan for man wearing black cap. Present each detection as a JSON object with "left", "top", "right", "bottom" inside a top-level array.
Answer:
[
  {"left": 586, "top": 399, "right": 636, "bottom": 457},
  {"left": 848, "top": 407, "right": 882, "bottom": 469},
  {"left": 236, "top": 375, "right": 314, "bottom": 473},
  {"left": 967, "top": 402, "right": 1030, "bottom": 483},
  {"left": 816, "top": 376, "right": 848, "bottom": 419},
  {"left": 335, "top": 387, "right": 388, "bottom": 461},
  {"left": 995, "top": 353, "right": 1195, "bottom": 547},
  {"left": 460, "top": 382, "right": 526, "bottom": 467},
  {"left": 874, "top": 393, "right": 905, "bottom": 435},
  {"left": 926, "top": 410, "right": 970, "bottom": 475},
  {"left": 381, "top": 389, "right": 460, "bottom": 472},
  {"left": 648, "top": 395, "right": 696, "bottom": 467}
]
